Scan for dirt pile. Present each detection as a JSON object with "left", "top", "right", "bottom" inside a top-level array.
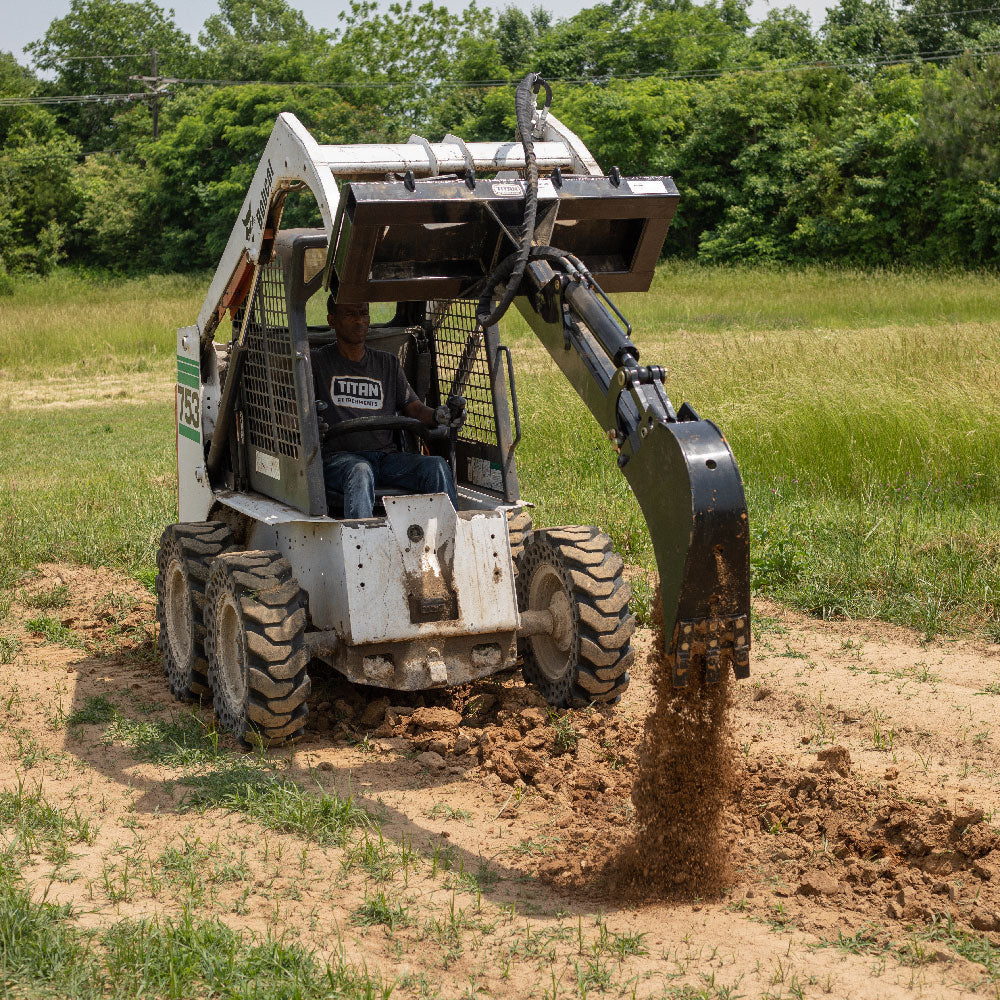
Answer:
[{"left": 734, "top": 748, "right": 1000, "bottom": 932}]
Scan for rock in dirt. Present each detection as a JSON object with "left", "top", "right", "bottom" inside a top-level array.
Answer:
[
  {"left": 970, "top": 907, "right": 1000, "bottom": 932},
  {"left": 359, "top": 697, "right": 390, "bottom": 727},
  {"left": 953, "top": 807, "right": 985, "bottom": 831},
  {"left": 519, "top": 707, "right": 547, "bottom": 730},
  {"left": 816, "top": 745, "right": 852, "bottom": 777},
  {"left": 332, "top": 698, "right": 355, "bottom": 721},
  {"left": 797, "top": 872, "right": 841, "bottom": 896},
  {"left": 415, "top": 750, "right": 445, "bottom": 769},
  {"left": 410, "top": 707, "right": 462, "bottom": 732}
]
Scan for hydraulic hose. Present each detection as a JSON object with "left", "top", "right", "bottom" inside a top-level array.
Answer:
[
  {"left": 474, "top": 245, "right": 590, "bottom": 323},
  {"left": 476, "top": 72, "right": 552, "bottom": 331}
]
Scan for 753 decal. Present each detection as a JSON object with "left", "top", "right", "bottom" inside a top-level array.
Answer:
[{"left": 177, "top": 384, "right": 201, "bottom": 443}]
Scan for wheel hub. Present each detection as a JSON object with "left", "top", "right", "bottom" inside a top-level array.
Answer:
[
  {"left": 164, "top": 559, "right": 193, "bottom": 667},
  {"left": 527, "top": 562, "right": 574, "bottom": 682},
  {"left": 216, "top": 593, "right": 248, "bottom": 714}
]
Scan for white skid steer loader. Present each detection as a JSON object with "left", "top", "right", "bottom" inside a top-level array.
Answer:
[{"left": 158, "top": 75, "right": 751, "bottom": 746}]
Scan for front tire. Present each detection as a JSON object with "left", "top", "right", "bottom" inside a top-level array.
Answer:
[
  {"left": 204, "top": 551, "right": 310, "bottom": 747},
  {"left": 155, "top": 522, "right": 236, "bottom": 702},
  {"left": 517, "top": 526, "right": 634, "bottom": 708}
]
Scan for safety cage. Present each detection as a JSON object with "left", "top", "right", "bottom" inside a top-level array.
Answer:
[{"left": 218, "top": 228, "right": 521, "bottom": 516}]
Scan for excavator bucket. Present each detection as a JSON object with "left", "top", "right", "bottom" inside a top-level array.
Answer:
[{"left": 620, "top": 414, "right": 751, "bottom": 685}]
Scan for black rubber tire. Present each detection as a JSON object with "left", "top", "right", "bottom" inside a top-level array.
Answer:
[
  {"left": 155, "top": 522, "right": 236, "bottom": 702},
  {"left": 506, "top": 508, "right": 533, "bottom": 569},
  {"left": 204, "top": 550, "right": 310, "bottom": 747},
  {"left": 516, "top": 526, "right": 634, "bottom": 708}
]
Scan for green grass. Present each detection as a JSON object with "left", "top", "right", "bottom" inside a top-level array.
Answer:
[
  {"left": 66, "top": 695, "right": 119, "bottom": 727},
  {"left": 0, "top": 781, "right": 98, "bottom": 861},
  {"left": 0, "top": 858, "right": 396, "bottom": 1000},
  {"left": 104, "top": 713, "right": 222, "bottom": 767},
  {"left": 0, "top": 269, "right": 207, "bottom": 373},
  {"left": 179, "top": 760, "right": 373, "bottom": 845},
  {"left": 26, "top": 615, "right": 84, "bottom": 648},
  {"left": 0, "top": 401, "right": 175, "bottom": 588},
  {"left": 2, "top": 263, "right": 998, "bottom": 639}
]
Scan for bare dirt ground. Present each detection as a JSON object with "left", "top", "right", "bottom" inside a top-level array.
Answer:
[{"left": 3, "top": 562, "right": 1000, "bottom": 998}]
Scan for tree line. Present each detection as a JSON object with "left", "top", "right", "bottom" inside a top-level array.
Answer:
[{"left": 1, "top": 0, "right": 998, "bottom": 279}]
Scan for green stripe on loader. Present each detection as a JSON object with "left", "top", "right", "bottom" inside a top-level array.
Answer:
[
  {"left": 178, "top": 423, "right": 200, "bottom": 443},
  {"left": 177, "top": 372, "right": 199, "bottom": 389}
]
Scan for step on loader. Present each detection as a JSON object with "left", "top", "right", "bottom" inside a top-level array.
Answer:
[{"left": 157, "top": 74, "right": 751, "bottom": 746}]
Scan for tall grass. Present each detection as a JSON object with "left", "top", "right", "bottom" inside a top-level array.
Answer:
[
  {"left": 1, "top": 264, "right": 998, "bottom": 637},
  {"left": 0, "top": 270, "right": 207, "bottom": 373}
]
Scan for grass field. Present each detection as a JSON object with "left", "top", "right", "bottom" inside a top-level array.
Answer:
[{"left": 1, "top": 263, "right": 998, "bottom": 639}]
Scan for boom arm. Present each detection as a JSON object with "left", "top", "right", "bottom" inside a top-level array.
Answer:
[{"left": 514, "top": 265, "right": 751, "bottom": 685}]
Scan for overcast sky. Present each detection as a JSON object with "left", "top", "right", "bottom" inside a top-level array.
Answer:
[{"left": 4, "top": 0, "right": 837, "bottom": 64}]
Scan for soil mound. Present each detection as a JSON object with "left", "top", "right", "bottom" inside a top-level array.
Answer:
[{"left": 734, "top": 750, "right": 1000, "bottom": 931}]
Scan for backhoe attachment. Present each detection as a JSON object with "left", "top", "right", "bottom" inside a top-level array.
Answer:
[{"left": 515, "top": 268, "right": 750, "bottom": 686}]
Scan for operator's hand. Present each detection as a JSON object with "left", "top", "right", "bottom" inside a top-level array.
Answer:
[
  {"left": 435, "top": 395, "right": 467, "bottom": 431},
  {"left": 316, "top": 400, "right": 331, "bottom": 440}
]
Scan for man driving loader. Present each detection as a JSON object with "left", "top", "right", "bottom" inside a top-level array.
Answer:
[{"left": 313, "top": 296, "right": 465, "bottom": 518}]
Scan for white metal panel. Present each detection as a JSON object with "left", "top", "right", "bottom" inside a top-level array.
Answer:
[
  {"left": 313, "top": 140, "right": 575, "bottom": 176},
  {"left": 196, "top": 113, "right": 343, "bottom": 338},
  {"left": 176, "top": 326, "right": 213, "bottom": 522},
  {"left": 271, "top": 495, "right": 518, "bottom": 642}
]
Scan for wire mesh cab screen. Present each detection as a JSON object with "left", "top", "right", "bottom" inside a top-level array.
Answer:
[
  {"left": 430, "top": 298, "right": 508, "bottom": 497},
  {"left": 239, "top": 248, "right": 326, "bottom": 515},
  {"left": 326, "top": 174, "right": 680, "bottom": 303}
]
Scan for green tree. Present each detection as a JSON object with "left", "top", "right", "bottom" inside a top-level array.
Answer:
[
  {"left": 923, "top": 54, "right": 1000, "bottom": 263},
  {"left": 197, "top": 0, "right": 333, "bottom": 81},
  {"left": 25, "top": 0, "right": 195, "bottom": 145},
  {"left": 0, "top": 118, "right": 82, "bottom": 274},
  {"left": 142, "top": 85, "right": 390, "bottom": 270},
  {"left": 752, "top": 7, "right": 820, "bottom": 62},
  {"left": 820, "top": 0, "right": 915, "bottom": 62},
  {"left": 898, "top": 0, "right": 1000, "bottom": 54}
]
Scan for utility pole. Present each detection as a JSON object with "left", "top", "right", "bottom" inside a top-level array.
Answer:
[{"left": 129, "top": 49, "right": 178, "bottom": 140}]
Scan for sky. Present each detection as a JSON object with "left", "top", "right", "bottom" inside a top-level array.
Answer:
[{"left": 3, "top": 0, "right": 837, "bottom": 65}]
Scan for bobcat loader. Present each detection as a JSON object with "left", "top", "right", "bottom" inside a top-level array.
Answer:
[{"left": 157, "top": 75, "right": 751, "bottom": 745}]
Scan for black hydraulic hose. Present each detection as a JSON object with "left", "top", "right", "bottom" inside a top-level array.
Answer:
[
  {"left": 476, "top": 72, "right": 551, "bottom": 331},
  {"left": 474, "top": 244, "right": 587, "bottom": 322}
]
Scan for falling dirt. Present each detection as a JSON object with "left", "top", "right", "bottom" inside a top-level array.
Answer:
[{"left": 614, "top": 584, "right": 736, "bottom": 899}]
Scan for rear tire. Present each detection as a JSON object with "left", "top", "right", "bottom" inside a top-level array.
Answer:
[
  {"left": 506, "top": 508, "right": 533, "bottom": 568},
  {"left": 204, "top": 551, "right": 311, "bottom": 747},
  {"left": 155, "top": 522, "right": 236, "bottom": 702},
  {"left": 516, "top": 526, "right": 634, "bottom": 708}
]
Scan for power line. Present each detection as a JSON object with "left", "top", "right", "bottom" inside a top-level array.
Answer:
[
  {"left": 2, "top": 43, "right": 999, "bottom": 107},
  {"left": 0, "top": 92, "right": 156, "bottom": 106}
]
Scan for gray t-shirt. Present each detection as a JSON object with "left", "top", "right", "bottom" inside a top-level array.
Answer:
[{"left": 312, "top": 343, "right": 418, "bottom": 454}]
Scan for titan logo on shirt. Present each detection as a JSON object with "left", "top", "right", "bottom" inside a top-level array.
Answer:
[{"left": 331, "top": 376, "right": 383, "bottom": 410}]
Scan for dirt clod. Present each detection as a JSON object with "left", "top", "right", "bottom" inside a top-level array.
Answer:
[{"left": 409, "top": 706, "right": 462, "bottom": 731}]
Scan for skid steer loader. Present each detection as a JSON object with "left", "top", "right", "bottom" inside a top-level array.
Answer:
[{"left": 157, "top": 75, "right": 751, "bottom": 746}]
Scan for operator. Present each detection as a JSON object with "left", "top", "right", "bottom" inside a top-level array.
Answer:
[{"left": 313, "top": 296, "right": 465, "bottom": 519}]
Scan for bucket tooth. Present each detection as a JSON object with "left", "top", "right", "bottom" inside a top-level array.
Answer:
[
  {"left": 704, "top": 646, "right": 720, "bottom": 684},
  {"left": 672, "top": 644, "right": 691, "bottom": 687}
]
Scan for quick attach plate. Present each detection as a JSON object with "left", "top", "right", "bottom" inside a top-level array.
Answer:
[{"left": 326, "top": 174, "right": 680, "bottom": 303}]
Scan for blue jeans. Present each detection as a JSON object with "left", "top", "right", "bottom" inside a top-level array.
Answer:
[{"left": 322, "top": 450, "right": 458, "bottom": 519}]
